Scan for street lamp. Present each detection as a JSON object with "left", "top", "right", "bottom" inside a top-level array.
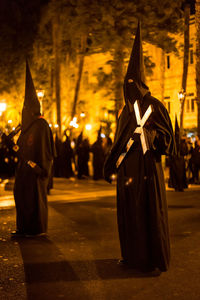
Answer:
[
  {"left": 0, "top": 101, "right": 7, "bottom": 116},
  {"left": 178, "top": 89, "right": 185, "bottom": 102},
  {"left": 178, "top": 89, "right": 186, "bottom": 135},
  {"left": 37, "top": 90, "right": 45, "bottom": 115}
]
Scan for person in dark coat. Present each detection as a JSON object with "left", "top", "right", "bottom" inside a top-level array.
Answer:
[
  {"left": 12, "top": 61, "right": 55, "bottom": 237},
  {"left": 60, "top": 131, "right": 74, "bottom": 178},
  {"left": 190, "top": 138, "right": 200, "bottom": 183},
  {"left": 0, "top": 127, "right": 20, "bottom": 179},
  {"left": 91, "top": 127, "right": 105, "bottom": 180},
  {"left": 103, "top": 22, "right": 176, "bottom": 273},
  {"left": 75, "top": 132, "right": 90, "bottom": 179},
  {"left": 53, "top": 133, "right": 62, "bottom": 177},
  {"left": 168, "top": 116, "right": 188, "bottom": 191}
]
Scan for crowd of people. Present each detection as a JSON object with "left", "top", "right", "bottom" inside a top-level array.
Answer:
[
  {"left": 167, "top": 135, "right": 200, "bottom": 191},
  {"left": 1, "top": 124, "right": 200, "bottom": 191},
  {"left": 53, "top": 129, "right": 113, "bottom": 182},
  {"left": 0, "top": 126, "right": 113, "bottom": 184}
]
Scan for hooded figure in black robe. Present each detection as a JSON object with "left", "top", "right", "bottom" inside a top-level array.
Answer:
[
  {"left": 12, "top": 61, "right": 55, "bottom": 236},
  {"left": 91, "top": 127, "right": 105, "bottom": 180},
  {"left": 168, "top": 115, "right": 188, "bottom": 191},
  {"left": 104, "top": 22, "right": 176, "bottom": 272}
]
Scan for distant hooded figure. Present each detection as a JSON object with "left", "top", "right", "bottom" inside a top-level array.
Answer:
[
  {"left": 91, "top": 127, "right": 105, "bottom": 180},
  {"left": 12, "top": 60, "right": 55, "bottom": 237},
  {"left": 75, "top": 133, "right": 90, "bottom": 179},
  {"left": 104, "top": 21, "right": 176, "bottom": 273},
  {"left": 168, "top": 115, "right": 188, "bottom": 191}
]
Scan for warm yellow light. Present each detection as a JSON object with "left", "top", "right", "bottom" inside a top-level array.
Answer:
[
  {"left": 0, "top": 102, "right": 7, "bottom": 112},
  {"left": 71, "top": 141, "right": 75, "bottom": 149},
  {"left": 54, "top": 124, "right": 59, "bottom": 128},
  {"left": 80, "top": 112, "right": 85, "bottom": 118},
  {"left": 8, "top": 120, "right": 12, "bottom": 124},
  {"left": 178, "top": 90, "right": 185, "bottom": 101},
  {"left": 49, "top": 124, "right": 52, "bottom": 127},
  {"left": 37, "top": 90, "right": 44, "bottom": 98},
  {"left": 85, "top": 124, "right": 92, "bottom": 130},
  {"left": 70, "top": 117, "right": 79, "bottom": 128}
]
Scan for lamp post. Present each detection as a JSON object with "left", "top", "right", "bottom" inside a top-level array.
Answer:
[
  {"left": 37, "top": 90, "right": 45, "bottom": 115},
  {"left": 178, "top": 89, "right": 186, "bottom": 136}
]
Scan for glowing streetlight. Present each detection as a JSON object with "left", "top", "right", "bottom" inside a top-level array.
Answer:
[
  {"left": 37, "top": 90, "right": 45, "bottom": 114},
  {"left": 178, "top": 89, "right": 185, "bottom": 102},
  {"left": 0, "top": 102, "right": 7, "bottom": 116},
  {"left": 85, "top": 124, "right": 92, "bottom": 131},
  {"left": 70, "top": 117, "right": 79, "bottom": 128},
  {"left": 80, "top": 112, "right": 85, "bottom": 118}
]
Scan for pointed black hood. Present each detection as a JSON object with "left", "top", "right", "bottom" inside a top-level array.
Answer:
[
  {"left": 124, "top": 21, "right": 149, "bottom": 108},
  {"left": 174, "top": 114, "right": 180, "bottom": 155},
  {"left": 97, "top": 126, "right": 102, "bottom": 141},
  {"left": 21, "top": 60, "right": 41, "bottom": 132}
]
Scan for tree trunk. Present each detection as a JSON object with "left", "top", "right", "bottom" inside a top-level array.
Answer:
[
  {"left": 196, "top": 0, "right": 200, "bottom": 138},
  {"left": 160, "top": 49, "right": 165, "bottom": 104},
  {"left": 71, "top": 35, "right": 87, "bottom": 120},
  {"left": 113, "top": 45, "right": 125, "bottom": 120},
  {"left": 52, "top": 5, "right": 61, "bottom": 135},
  {"left": 180, "top": 3, "right": 190, "bottom": 136}
]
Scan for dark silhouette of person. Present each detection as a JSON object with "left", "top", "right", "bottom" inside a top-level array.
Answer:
[
  {"left": 75, "top": 132, "right": 90, "bottom": 179},
  {"left": 168, "top": 116, "right": 188, "bottom": 191},
  {"left": 60, "top": 131, "right": 74, "bottom": 178},
  {"left": 12, "top": 60, "right": 55, "bottom": 237},
  {"left": 91, "top": 128, "right": 105, "bottom": 180},
  {"left": 104, "top": 22, "right": 176, "bottom": 273}
]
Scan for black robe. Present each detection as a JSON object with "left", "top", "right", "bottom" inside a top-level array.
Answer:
[
  {"left": 104, "top": 93, "right": 176, "bottom": 271},
  {"left": 91, "top": 138, "right": 105, "bottom": 180},
  {"left": 14, "top": 117, "right": 55, "bottom": 235}
]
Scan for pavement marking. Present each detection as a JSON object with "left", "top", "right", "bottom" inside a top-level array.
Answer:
[{"left": 0, "top": 190, "right": 116, "bottom": 208}]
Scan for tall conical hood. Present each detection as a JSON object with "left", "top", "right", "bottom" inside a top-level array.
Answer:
[
  {"left": 21, "top": 60, "right": 41, "bottom": 132},
  {"left": 24, "top": 60, "right": 40, "bottom": 114},
  {"left": 97, "top": 126, "right": 102, "bottom": 141},
  {"left": 175, "top": 114, "right": 180, "bottom": 155},
  {"left": 124, "top": 21, "right": 149, "bottom": 107}
]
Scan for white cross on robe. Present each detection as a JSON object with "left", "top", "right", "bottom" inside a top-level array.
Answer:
[{"left": 116, "top": 100, "right": 153, "bottom": 168}]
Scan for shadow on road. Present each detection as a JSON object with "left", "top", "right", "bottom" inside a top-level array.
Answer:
[{"left": 16, "top": 236, "right": 159, "bottom": 299}]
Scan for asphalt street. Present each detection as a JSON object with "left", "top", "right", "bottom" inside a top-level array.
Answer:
[{"left": 0, "top": 177, "right": 200, "bottom": 300}]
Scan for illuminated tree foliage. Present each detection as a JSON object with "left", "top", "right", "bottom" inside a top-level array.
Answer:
[{"left": 0, "top": 0, "right": 185, "bottom": 124}]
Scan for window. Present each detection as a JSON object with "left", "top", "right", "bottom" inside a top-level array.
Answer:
[
  {"left": 186, "top": 99, "right": 190, "bottom": 112},
  {"left": 167, "top": 55, "right": 170, "bottom": 69},
  {"left": 191, "top": 99, "right": 195, "bottom": 112},
  {"left": 190, "top": 50, "right": 194, "bottom": 64}
]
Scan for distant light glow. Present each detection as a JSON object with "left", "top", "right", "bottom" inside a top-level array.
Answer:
[
  {"left": 70, "top": 117, "right": 79, "bottom": 128},
  {"left": 101, "top": 133, "right": 106, "bottom": 138},
  {"left": 54, "top": 124, "right": 59, "bottom": 128},
  {"left": 85, "top": 124, "right": 92, "bottom": 130},
  {"left": 71, "top": 141, "right": 75, "bottom": 148},
  {"left": 49, "top": 124, "right": 52, "bottom": 127},
  {"left": 37, "top": 90, "right": 44, "bottom": 98},
  {"left": 8, "top": 120, "right": 12, "bottom": 124},
  {"left": 0, "top": 102, "right": 7, "bottom": 112},
  {"left": 80, "top": 112, "right": 85, "bottom": 118}
]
